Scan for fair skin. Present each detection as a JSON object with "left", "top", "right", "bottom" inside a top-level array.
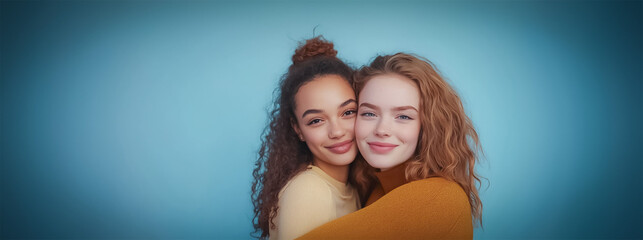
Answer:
[
  {"left": 292, "top": 74, "right": 358, "bottom": 183},
  {"left": 356, "top": 74, "right": 421, "bottom": 171}
]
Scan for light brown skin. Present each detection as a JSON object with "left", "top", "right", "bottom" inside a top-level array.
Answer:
[{"left": 292, "top": 74, "right": 358, "bottom": 184}]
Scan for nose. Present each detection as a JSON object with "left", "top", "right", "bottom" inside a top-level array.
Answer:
[
  {"left": 328, "top": 120, "right": 346, "bottom": 139},
  {"left": 374, "top": 118, "right": 391, "bottom": 138}
]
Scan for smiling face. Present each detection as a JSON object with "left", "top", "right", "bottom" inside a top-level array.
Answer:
[
  {"left": 356, "top": 74, "right": 422, "bottom": 171},
  {"left": 292, "top": 74, "right": 358, "bottom": 170}
]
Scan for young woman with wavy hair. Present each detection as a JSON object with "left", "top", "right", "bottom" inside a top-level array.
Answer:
[
  {"left": 299, "top": 53, "right": 483, "bottom": 239},
  {"left": 251, "top": 37, "right": 361, "bottom": 240}
]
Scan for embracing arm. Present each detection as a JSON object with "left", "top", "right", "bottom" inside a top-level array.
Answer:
[{"left": 298, "top": 178, "right": 473, "bottom": 240}]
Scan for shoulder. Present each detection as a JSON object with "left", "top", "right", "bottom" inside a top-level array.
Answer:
[
  {"left": 274, "top": 169, "right": 337, "bottom": 239},
  {"left": 279, "top": 169, "right": 333, "bottom": 201},
  {"left": 380, "top": 177, "right": 472, "bottom": 235},
  {"left": 389, "top": 177, "right": 470, "bottom": 209},
  {"left": 403, "top": 177, "right": 465, "bottom": 193}
]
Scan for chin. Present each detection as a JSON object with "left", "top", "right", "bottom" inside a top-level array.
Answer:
[
  {"left": 339, "top": 157, "right": 355, "bottom": 166},
  {"left": 364, "top": 158, "right": 389, "bottom": 169},
  {"left": 328, "top": 149, "right": 358, "bottom": 166},
  {"left": 331, "top": 155, "right": 357, "bottom": 166},
  {"left": 367, "top": 156, "right": 406, "bottom": 170}
]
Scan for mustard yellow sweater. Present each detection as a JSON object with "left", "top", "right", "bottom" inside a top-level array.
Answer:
[{"left": 298, "top": 162, "right": 473, "bottom": 239}]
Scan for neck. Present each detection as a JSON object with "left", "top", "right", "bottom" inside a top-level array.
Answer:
[
  {"left": 313, "top": 159, "right": 349, "bottom": 184},
  {"left": 374, "top": 161, "right": 411, "bottom": 194}
]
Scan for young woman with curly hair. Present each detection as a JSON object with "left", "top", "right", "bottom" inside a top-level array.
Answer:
[
  {"left": 299, "top": 53, "right": 483, "bottom": 239},
  {"left": 251, "top": 37, "right": 360, "bottom": 240}
]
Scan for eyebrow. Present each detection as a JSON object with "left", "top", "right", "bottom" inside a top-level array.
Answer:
[
  {"left": 302, "top": 109, "right": 322, "bottom": 118},
  {"left": 359, "top": 102, "right": 380, "bottom": 111},
  {"left": 301, "top": 99, "right": 356, "bottom": 118},
  {"left": 339, "top": 99, "right": 357, "bottom": 108},
  {"left": 359, "top": 102, "right": 418, "bottom": 112},
  {"left": 393, "top": 106, "right": 418, "bottom": 112}
]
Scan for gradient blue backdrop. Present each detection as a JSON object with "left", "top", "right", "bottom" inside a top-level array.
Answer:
[{"left": 1, "top": 1, "right": 641, "bottom": 239}]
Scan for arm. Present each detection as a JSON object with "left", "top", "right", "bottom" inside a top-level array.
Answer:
[
  {"left": 298, "top": 178, "right": 473, "bottom": 240},
  {"left": 273, "top": 173, "right": 335, "bottom": 240}
]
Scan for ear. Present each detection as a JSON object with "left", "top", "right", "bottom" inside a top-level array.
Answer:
[{"left": 291, "top": 118, "right": 305, "bottom": 142}]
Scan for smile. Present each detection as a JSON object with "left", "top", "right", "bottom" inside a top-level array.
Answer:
[
  {"left": 325, "top": 139, "right": 354, "bottom": 154},
  {"left": 367, "top": 142, "right": 398, "bottom": 154}
]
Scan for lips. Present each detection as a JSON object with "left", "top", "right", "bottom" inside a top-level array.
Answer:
[
  {"left": 368, "top": 141, "right": 398, "bottom": 154},
  {"left": 325, "top": 139, "right": 354, "bottom": 154}
]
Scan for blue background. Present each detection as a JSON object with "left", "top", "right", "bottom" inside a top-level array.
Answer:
[{"left": 1, "top": 1, "right": 641, "bottom": 239}]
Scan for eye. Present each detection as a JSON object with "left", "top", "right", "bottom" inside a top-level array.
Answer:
[
  {"left": 307, "top": 119, "right": 322, "bottom": 126},
  {"left": 360, "top": 112, "right": 376, "bottom": 118},
  {"left": 343, "top": 109, "right": 357, "bottom": 117},
  {"left": 396, "top": 115, "right": 413, "bottom": 120}
]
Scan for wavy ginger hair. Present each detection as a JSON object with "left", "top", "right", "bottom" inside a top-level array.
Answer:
[{"left": 352, "top": 53, "right": 483, "bottom": 226}]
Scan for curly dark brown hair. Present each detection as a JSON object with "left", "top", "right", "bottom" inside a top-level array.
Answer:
[{"left": 250, "top": 36, "right": 354, "bottom": 239}]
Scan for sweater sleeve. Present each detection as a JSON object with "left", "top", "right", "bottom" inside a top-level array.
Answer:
[
  {"left": 272, "top": 173, "right": 336, "bottom": 240},
  {"left": 297, "top": 178, "right": 473, "bottom": 240}
]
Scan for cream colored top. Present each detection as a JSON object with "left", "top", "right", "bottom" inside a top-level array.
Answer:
[{"left": 269, "top": 165, "right": 359, "bottom": 240}]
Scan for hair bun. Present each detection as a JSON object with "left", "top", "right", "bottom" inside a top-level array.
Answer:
[{"left": 292, "top": 36, "right": 338, "bottom": 65}]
